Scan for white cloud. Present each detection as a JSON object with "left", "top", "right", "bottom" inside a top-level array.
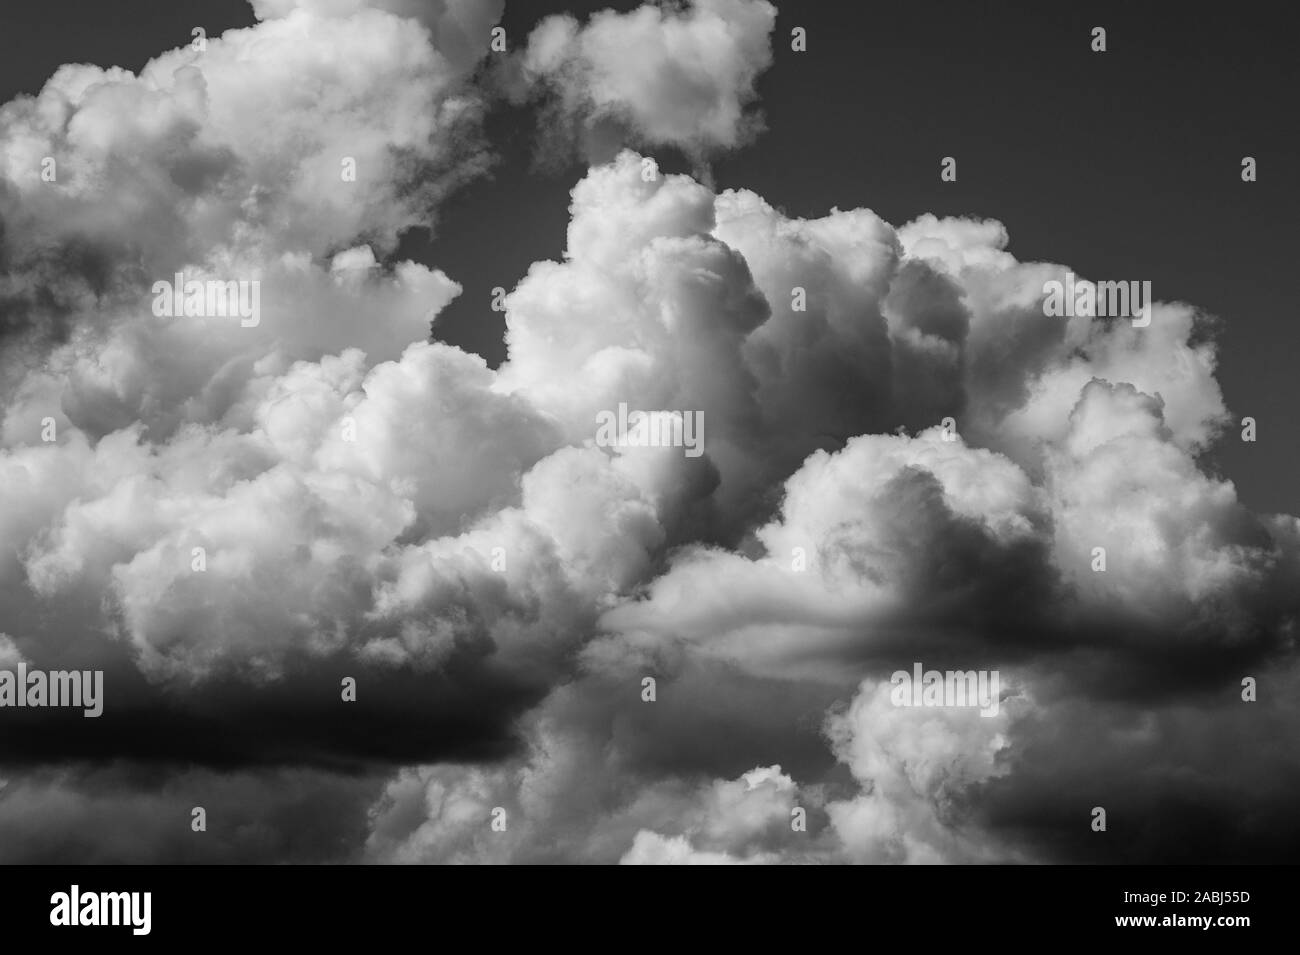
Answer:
[{"left": 516, "top": 0, "right": 777, "bottom": 162}]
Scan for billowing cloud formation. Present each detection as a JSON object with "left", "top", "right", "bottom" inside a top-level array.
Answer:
[
  {"left": 511, "top": 0, "right": 777, "bottom": 164},
  {"left": 1, "top": 1, "right": 1298, "bottom": 865},
  {"left": 359, "top": 153, "right": 1300, "bottom": 863},
  {"left": 0, "top": 1, "right": 498, "bottom": 357}
]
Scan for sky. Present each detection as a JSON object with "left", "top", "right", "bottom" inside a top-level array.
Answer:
[{"left": 0, "top": 0, "right": 1298, "bottom": 864}]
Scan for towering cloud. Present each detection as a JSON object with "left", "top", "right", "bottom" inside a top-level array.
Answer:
[{"left": 0, "top": 0, "right": 1295, "bottom": 864}]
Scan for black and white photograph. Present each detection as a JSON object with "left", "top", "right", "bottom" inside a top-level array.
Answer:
[{"left": 0, "top": 0, "right": 1295, "bottom": 931}]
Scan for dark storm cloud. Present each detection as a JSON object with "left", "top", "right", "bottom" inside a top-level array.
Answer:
[
  {"left": 0, "top": 762, "right": 383, "bottom": 863},
  {"left": 0, "top": 651, "right": 538, "bottom": 770}
]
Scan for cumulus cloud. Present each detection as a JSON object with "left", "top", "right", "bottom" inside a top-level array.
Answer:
[
  {"left": 0, "top": 0, "right": 1297, "bottom": 865},
  {"left": 364, "top": 687, "right": 829, "bottom": 864},
  {"left": 0, "top": 0, "right": 496, "bottom": 358},
  {"left": 509, "top": 0, "right": 777, "bottom": 165}
]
